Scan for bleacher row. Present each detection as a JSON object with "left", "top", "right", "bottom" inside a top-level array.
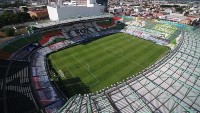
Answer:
[
  {"left": 0, "top": 34, "right": 42, "bottom": 60},
  {"left": 158, "top": 20, "right": 194, "bottom": 31},
  {"left": 59, "top": 93, "right": 115, "bottom": 113},
  {"left": 31, "top": 46, "right": 64, "bottom": 113},
  {"left": 58, "top": 28, "right": 200, "bottom": 112},
  {"left": 121, "top": 26, "right": 169, "bottom": 45},
  {"left": 126, "top": 19, "right": 182, "bottom": 41},
  {"left": 0, "top": 60, "right": 38, "bottom": 113}
]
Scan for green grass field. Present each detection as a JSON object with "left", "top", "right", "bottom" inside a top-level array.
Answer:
[{"left": 49, "top": 33, "right": 169, "bottom": 94}]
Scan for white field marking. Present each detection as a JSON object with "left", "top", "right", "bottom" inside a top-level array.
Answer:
[
  {"left": 50, "top": 56, "right": 62, "bottom": 71},
  {"left": 64, "top": 64, "right": 75, "bottom": 78},
  {"left": 120, "top": 35, "right": 148, "bottom": 48},
  {"left": 94, "top": 41, "right": 145, "bottom": 68},
  {"left": 118, "top": 35, "right": 162, "bottom": 66},
  {"left": 65, "top": 39, "right": 101, "bottom": 88},
  {"left": 64, "top": 81, "right": 88, "bottom": 93},
  {"left": 59, "top": 48, "right": 77, "bottom": 78},
  {"left": 64, "top": 64, "right": 88, "bottom": 93},
  {"left": 97, "top": 34, "right": 128, "bottom": 46},
  {"left": 104, "top": 47, "right": 123, "bottom": 57},
  {"left": 149, "top": 48, "right": 169, "bottom": 66},
  {"left": 119, "top": 34, "right": 157, "bottom": 50},
  {"left": 58, "top": 70, "right": 66, "bottom": 79},
  {"left": 71, "top": 55, "right": 100, "bottom": 87},
  {"left": 117, "top": 35, "right": 162, "bottom": 64},
  {"left": 89, "top": 80, "right": 100, "bottom": 88},
  {"left": 64, "top": 82, "right": 82, "bottom": 87}
]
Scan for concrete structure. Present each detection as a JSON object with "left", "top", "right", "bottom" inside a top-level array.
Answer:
[{"left": 47, "top": 0, "right": 105, "bottom": 21}]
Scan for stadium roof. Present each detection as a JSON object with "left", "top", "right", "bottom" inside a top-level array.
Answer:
[{"left": 31, "top": 14, "right": 113, "bottom": 29}]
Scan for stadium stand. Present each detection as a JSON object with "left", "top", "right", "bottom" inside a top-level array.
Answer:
[
  {"left": 122, "top": 26, "right": 169, "bottom": 45},
  {"left": 0, "top": 28, "right": 68, "bottom": 60},
  {"left": 39, "top": 30, "right": 65, "bottom": 46},
  {"left": 124, "top": 18, "right": 182, "bottom": 42},
  {"left": 0, "top": 59, "right": 39, "bottom": 113},
  {"left": 58, "top": 27, "right": 200, "bottom": 112},
  {"left": 31, "top": 45, "right": 65, "bottom": 112},
  {"left": 0, "top": 34, "right": 42, "bottom": 60},
  {"left": 1, "top": 14, "right": 199, "bottom": 112}
]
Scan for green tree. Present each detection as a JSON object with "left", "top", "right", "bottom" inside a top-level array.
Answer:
[
  {"left": 0, "top": 11, "right": 32, "bottom": 27},
  {"left": 176, "top": 7, "right": 184, "bottom": 13},
  {"left": 5, "top": 28, "right": 15, "bottom": 36}
]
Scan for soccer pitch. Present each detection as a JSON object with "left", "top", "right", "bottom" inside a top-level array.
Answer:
[{"left": 49, "top": 33, "right": 169, "bottom": 94}]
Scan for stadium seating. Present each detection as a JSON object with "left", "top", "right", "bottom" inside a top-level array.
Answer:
[
  {"left": 122, "top": 27, "right": 169, "bottom": 45},
  {"left": 0, "top": 60, "right": 39, "bottom": 113},
  {"left": 58, "top": 27, "right": 200, "bottom": 113},
  {"left": 39, "top": 30, "right": 65, "bottom": 46},
  {"left": 1, "top": 17, "right": 199, "bottom": 113},
  {"left": 0, "top": 18, "right": 123, "bottom": 60},
  {"left": 27, "top": 22, "right": 124, "bottom": 112},
  {"left": 31, "top": 45, "right": 64, "bottom": 110},
  {"left": 45, "top": 100, "right": 64, "bottom": 113},
  {"left": 96, "top": 18, "right": 116, "bottom": 29},
  {"left": 0, "top": 34, "right": 43, "bottom": 60}
]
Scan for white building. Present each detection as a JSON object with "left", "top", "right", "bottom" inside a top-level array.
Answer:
[
  {"left": 165, "top": 8, "right": 173, "bottom": 14},
  {"left": 133, "top": 6, "right": 142, "bottom": 13},
  {"left": 109, "top": 6, "right": 122, "bottom": 14},
  {"left": 47, "top": 0, "right": 105, "bottom": 21}
]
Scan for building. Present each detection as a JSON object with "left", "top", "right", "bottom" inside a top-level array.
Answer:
[
  {"left": 47, "top": 0, "right": 105, "bottom": 21},
  {"left": 71, "top": 0, "right": 87, "bottom": 6},
  {"left": 133, "top": 6, "right": 142, "bottom": 13},
  {"left": 109, "top": 6, "right": 123, "bottom": 14},
  {"left": 159, "top": 13, "right": 199, "bottom": 25},
  {"left": 28, "top": 10, "right": 49, "bottom": 20},
  {"left": 180, "top": 18, "right": 192, "bottom": 24}
]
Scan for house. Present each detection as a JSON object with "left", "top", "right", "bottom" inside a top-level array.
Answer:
[
  {"left": 28, "top": 10, "right": 49, "bottom": 20},
  {"left": 180, "top": 18, "right": 192, "bottom": 24}
]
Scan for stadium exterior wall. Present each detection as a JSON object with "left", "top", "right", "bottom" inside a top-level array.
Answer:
[
  {"left": 47, "top": 6, "right": 59, "bottom": 21},
  {"left": 47, "top": 5, "right": 104, "bottom": 21}
]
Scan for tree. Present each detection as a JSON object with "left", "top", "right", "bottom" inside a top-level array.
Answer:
[
  {"left": 22, "top": 7, "right": 29, "bottom": 12},
  {"left": 176, "top": 7, "right": 184, "bottom": 14},
  {"left": 0, "top": 12, "right": 32, "bottom": 27},
  {"left": 5, "top": 28, "right": 15, "bottom": 36}
]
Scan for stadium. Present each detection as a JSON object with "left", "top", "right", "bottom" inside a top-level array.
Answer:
[{"left": 0, "top": 3, "right": 200, "bottom": 113}]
